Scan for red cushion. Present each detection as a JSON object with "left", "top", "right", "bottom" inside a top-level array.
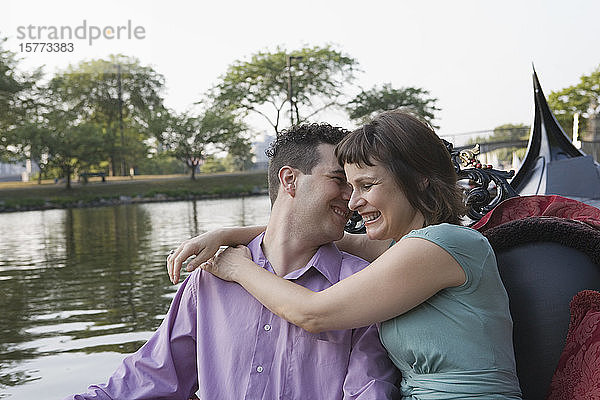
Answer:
[
  {"left": 472, "top": 195, "right": 600, "bottom": 233},
  {"left": 547, "top": 290, "right": 600, "bottom": 399}
]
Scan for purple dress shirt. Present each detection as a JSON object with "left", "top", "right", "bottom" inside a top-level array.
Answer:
[{"left": 67, "top": 233, "right": 399, "bottom": 399}]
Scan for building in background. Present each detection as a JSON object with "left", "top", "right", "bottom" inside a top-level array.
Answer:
[
  {"left": 252, "top": 133, "right": 275, "bottom": 170},
  {"left": 0, "top": 160, "right": 39, "bottom": 182},
  {"left": 582, "top": 112, "right": 600, "bottom": 163}
]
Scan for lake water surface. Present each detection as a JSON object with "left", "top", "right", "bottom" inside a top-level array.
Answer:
[{"left": 0, "top": 196, "right": 271, "bottom": 399}]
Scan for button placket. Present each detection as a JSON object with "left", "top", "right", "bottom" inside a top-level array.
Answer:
[{"left": 245, "top": 306, "right": 277, "bottom": 398}]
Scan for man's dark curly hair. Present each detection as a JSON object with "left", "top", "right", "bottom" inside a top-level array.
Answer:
[{"left": 266, "top": 123, "right": 349, "bottom": 205}]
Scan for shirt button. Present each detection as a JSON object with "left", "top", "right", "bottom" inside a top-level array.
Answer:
[
  {"left": 256, "top": 366, "right": 264, "bottom": 373},
  {"left": 263, "top": 324, "right": 271, "bottom": 331}
]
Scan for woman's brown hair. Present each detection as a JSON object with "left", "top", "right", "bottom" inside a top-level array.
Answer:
[{"left": 335, "top": 109, "right": 466, "bottom": 225}]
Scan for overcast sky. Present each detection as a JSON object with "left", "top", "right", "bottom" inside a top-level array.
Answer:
[{"left": 2, "top": 0, "right": 599, "bottom": 142}]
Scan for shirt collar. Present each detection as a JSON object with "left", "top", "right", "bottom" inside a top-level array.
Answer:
[{"left": 247, "top": 232, "right": 342, "bottom": 284}]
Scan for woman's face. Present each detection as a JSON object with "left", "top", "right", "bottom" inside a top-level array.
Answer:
[{"left": 345, "top": 161, "right": 425, "bottom": 241}]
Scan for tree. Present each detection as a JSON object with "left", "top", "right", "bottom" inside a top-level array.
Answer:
[
  {"left": 42, "top": 109, "right": 106, "bottom": 188},
  {"left": 2, "top": 68, "right": 111, "bottom": 186},
  {"left": 135, "top": 152, "right": 185, "bottom": 175},
  {"left": 346, "top": 84, "right": 440, "bottom": 127},
  {"left": 200, "top": 155, "right": 227, "bottom": 174},
  {"left": 468, "top": 123, "right": 530, "bottom": 166},
  {"left": 0, "top": 37, "right": 43, "bottom": 164},
  {"left": 8, "top": 122, "right": 51, "bottom": 183},
  {"left": 212, "top": 45, "right": 358, "bottom": 135},
  {"left": 488, "top": 124, "right": 530, "bottom": 141},
  {"left": 47, "top": 55, "right": 167, "bottom": 176},
  {"left": 161, "top": 108, "right": 248, "bottom": 180},
  {"left": 548, "top": 67, "right": 600, "bottom": 136},
  {"left": 223, "top": 136, "right": 254, "bottom": 172}
]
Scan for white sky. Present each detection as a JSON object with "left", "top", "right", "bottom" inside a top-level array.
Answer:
[{"left": 2, "top": 0, "right": 599, "bottom": 143}]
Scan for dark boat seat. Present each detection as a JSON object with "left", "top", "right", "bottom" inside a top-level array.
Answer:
[{"left": 483, "top": 216, "right": 600, "bottom": 399}]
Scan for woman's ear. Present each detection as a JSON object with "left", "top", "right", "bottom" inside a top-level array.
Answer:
[{"left": 278, "top": 166, "right": 297, "bottom": 197}]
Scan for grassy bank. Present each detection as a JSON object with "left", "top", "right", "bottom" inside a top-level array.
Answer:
[{"left": 0, "top": 171, "right": 268, "bottom": 213}]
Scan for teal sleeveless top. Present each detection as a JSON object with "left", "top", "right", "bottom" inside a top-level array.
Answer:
[{"left": 379, "top": 223, "right": 522, "bottom": 399}]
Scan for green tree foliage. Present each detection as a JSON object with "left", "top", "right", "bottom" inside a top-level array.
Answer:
[
  {"left": 200, "top": 155, "right": 227, "bottom": 174},
  {"left": 161, "top": 108, "right": 249, "bottom": 179},
  {"left": 8, "top": 122, "right": 51, "bottom": 183},
  {"left": 489, "top": 123, "right": 530, "bottom": 142},
  {"left": 200, "top": 150, "right": 254, "bottom": 174},
  {"left": 47, "top": 55, "right": 166, "bottom": 176},
  {"left": 212, "top": 45, "right": 358, "bottom": 134},
  {"left": 346, "top": 84, "right": 440, "bottom": 127},
  {"left": 0, "top": 39, "right": 41, "bottom": 130},
  {"left": 135, "top": 152, "right": 185, "bottom": 175},
  {"left": 42, "top": 109, "right": 105, "bottom": 188},
  {"left": 548, "top": 67, "right": 600, "bottom": 136},
  {"left": 0, "top": 37, "right": 43, "bottom": 163},
  {"left": 3, "top": 40, "right": 451, "bottom": 185},
  {"left": 223, "top": 136, "right": 254, "bottom": 171},
  {"left": 468, "top": 123, "right": 530, "bottom": 166}
]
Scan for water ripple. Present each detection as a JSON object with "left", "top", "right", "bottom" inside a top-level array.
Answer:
[{"left": 0, "top": 196, "right": 271, "bottom": 398}]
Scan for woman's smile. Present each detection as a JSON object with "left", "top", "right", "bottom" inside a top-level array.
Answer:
[
  {"left": 345, "top": 162, "right": 424, "bottom": 241},
  {"left": 361, "top": 211, "right": 381, "bottom": 224}
]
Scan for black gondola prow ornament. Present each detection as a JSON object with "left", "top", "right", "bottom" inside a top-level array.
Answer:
[{"left": 447, "top": 140, "right": 518, "bottom": 223}]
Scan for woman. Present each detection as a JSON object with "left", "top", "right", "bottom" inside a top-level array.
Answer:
[{"left": 169, "top": 110, "right": 522, "bottom": 399}]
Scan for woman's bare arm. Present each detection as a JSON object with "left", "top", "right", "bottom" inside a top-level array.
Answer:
[
  {"left": 167, "top": 227, "right": 389, "bottom": 284},
  {"left": 205, "top": 238, "right": 466, "bottom": 332},
  {"left": 335, "top": 233, "right": 393, "bottom": 262}
]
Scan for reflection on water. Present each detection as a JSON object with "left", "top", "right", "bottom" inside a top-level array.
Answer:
[{"left": 0, "top": 196, "right": 270, "bottom": 398}]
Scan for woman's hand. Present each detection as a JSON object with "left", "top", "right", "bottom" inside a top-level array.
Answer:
[
  {"left": 166, "top": 230, "right": 225, "bottom": 284},
  {"left": 201, "top": 245, "right": 254, "bottom": 282},
  {"left": 166, "top": 226, "right": 266, "bottom": 284}
]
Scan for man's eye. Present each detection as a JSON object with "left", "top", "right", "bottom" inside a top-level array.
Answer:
[{"left": 362, "top": 184, "right": 373, "bottom": 190}]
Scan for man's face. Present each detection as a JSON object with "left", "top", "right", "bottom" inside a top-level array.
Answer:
[{"left": 293, "top": 144, "right": 353, "bottom": 243}]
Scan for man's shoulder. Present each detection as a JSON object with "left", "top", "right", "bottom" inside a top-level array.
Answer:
[
  {"left": 337, "top": 247, "right": 370, "bottom": 279},
  {"left": 187, "top": 267, "right": 232, "bottom": 288},
  {"left": 183, "top": 267, "right": 250, "bottom": 305}
]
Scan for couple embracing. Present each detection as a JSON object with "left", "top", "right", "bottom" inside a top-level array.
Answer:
[{"left": 68, "top": 110, "right": 521, "bottom": 399}]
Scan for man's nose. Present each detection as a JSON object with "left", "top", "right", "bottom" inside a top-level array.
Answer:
[{"left": 341, "top": 183, "right": 352, "bottom": 201}]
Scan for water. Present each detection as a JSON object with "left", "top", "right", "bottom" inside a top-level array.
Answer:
[{"left": 0, "top": 196, "right": 271, "bottom": 399}]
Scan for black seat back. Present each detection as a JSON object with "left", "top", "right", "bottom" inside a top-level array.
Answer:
[{"left": 483, "top": 217, "right": 600, "bottom": 400}]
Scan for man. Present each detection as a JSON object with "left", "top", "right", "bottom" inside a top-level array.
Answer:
[{"left": 67, "top": 123, "right": 399, "bottom": 400}]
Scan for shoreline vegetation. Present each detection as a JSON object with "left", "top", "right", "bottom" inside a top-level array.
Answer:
[{"left": 0, "top": 171, "right": 268, "bottom": 213}]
